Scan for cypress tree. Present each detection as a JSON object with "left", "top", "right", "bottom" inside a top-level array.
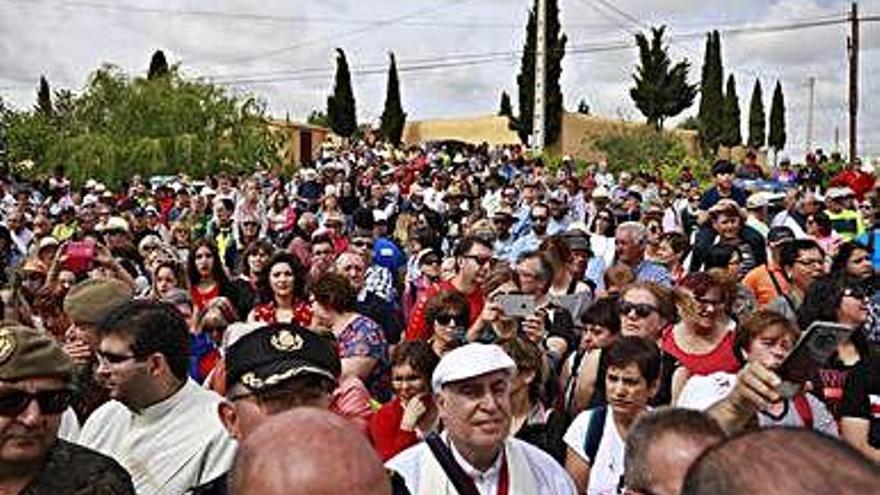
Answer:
[
  {"left": 147, "top": 50, "right": 170, "bottom": 80},
  {"left": 698, "top": 31, "right": 724, "bottom": 155},
  {"left": 768, "top": 80, "right": 787, "bottom": 152},
  {"left": 36, "top": 76, "right": 52, "bottom": 117},
  {"left": 747, "top": 79, "right": 766, "bottom": 149},
  {"left": 629, "top": 26, "right": 697, "bottom": 130},
  {"left": 499, "top": 91, "right": 513, "bottom": 117},
  {"left": 721, "top": 74, "right": 742, "bottom": 147},
  {"left": 379, "top": 52, "right": 406, "bottom": 146},
  {"left": 327, "top": 48, "right": 357, "bottom": 138},
  {"left": 513, "top": 0, "right": 567, "bottom": 146}
]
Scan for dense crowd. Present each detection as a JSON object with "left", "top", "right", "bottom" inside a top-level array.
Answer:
[{"left": 1, "top": 141, "right": 880, "bottom": 494}]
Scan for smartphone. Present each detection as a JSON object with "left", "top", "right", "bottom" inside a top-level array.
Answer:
[
  {"left": 64, "top": 240, "right": 95, "bottom": 274},
  {"left": 495, "top": 293, "right": 537, "bottom": 319},
  {"left": 776, "top": 321, "right": 857, "bottom": 399}
]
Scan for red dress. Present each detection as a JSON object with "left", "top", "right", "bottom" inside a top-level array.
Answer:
[
  {"left": 251, "top": 301, "right": 312, "bottom": 327},
  {"left": 191, "top": 284, "right": 220, "bottom": 313},
  {"left": 369, "top": 397, "right": 419, "bottom": 461},
  {"left": 661, "top": 324, "right": 740, "bottom": 376}
]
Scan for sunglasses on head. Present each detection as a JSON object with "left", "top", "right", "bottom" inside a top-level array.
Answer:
[
  {"left": 619, "top": 301, "right": 659, "bottom": 319},
  {"left": 0, "top": 389, "right": 72, "bottom": 417}
]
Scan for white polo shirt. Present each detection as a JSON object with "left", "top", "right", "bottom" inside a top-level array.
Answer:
[{"left": 563, "top": 407, "right": 625, "bottom": 495}]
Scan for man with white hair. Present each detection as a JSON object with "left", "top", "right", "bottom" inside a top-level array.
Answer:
[
  {"left": 387, "top": 343, "right": 575, "bottom": 494},
  {"left": 615, "top": 222, "right": 673, "bottom": 287}
]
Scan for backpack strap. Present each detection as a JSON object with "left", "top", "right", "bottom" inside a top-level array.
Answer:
[
  {"left": 582, "top": 405, "right": 608, "bottom": 463},
  {"left": 792, "top": 394, "right": 814, "bottom": 430},
  {"left": 424, "top": 433, "right": 481, "bottom": 495},
  {"left": 768, "top": 269, "right": 797, "bottom": 316}
]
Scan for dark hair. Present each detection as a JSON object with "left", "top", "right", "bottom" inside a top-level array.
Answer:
[
  {"left": 734, "top": 310, "right": 800, "bottom": 364},
  {"left": 678, "top": 271, "right": 734, "bottom": 307},
  {"left": 796, "top": 275, "right": 870, "bottom": 354},
  {"left": 605, "top": 336, "right": 662, "bottom": 385},
  {"left": 424, "top": 291, "right": 470, "bottom": 329},
  {"left": 187, "top": 238, "right": 231, "bottom": 287},
  {"left": 516, "top": 250, "right": 554, "bottom": 292},
  {"left": 581, "top": 297, "right": 621, "bottom": 335},
  {"left": 622, "top": 282, "right": 677, "bottom": 323},
  {"left": 703, "top": 244, "right": 740, "bottom": 271},
  {"left": 257, "top": 251, "right": 308, "bottom": 305},
  {"left": 239, "top": 240, "right": 276, "bottom": 278},
  {"left": 217, "top": 197, "right": 235, "bottom": 213},
  {"left": 778, "top": 239, "right": 823, "bottom": 270},
  {"left": 660, "top": 232, "right": 691, "bottom": 263},
  {"left": 540, "top": 236, "right": 573, "bottom": 267},
  {"left": 499, "top": 337, "right": 545, "bottom": 405},
  {"left": 711, "top": 160, "right": 735, "bottom": 176},
  {"left": 809, "top": 211, "right": 833, "bottom": 237},
  {"left": 453, "top": 235, "right": 493, "bottom": 258},
  {"left": 98, "top": 299, "right": 190, "bottom": 381},
  {"left": 590, "top": 208, "right": 617, "bottom": 237},
  {"left": 390, "top": 341, "right": 440, "bottom": 390},
  {"left": 310, "top": 272, "right": 357, "bottom": 313},
  {"left": 624, "top": 407, "right": 724, "bottom": 492},
  {"left": 830, "top": 241, "right": 871, "bottom": 277}
]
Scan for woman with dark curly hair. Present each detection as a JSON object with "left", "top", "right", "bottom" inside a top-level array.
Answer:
[
  {"left": 187, "top": 238, "right": 250, "bottom": 317},
  {"left": 248, "top": 251, "right": 311, "bottom": 326}
]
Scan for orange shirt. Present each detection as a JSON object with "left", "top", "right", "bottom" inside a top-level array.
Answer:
[{"left": 742, "top": 263, "right": 790, "bottom": 307}]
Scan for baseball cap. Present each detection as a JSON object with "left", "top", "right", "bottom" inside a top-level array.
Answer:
[
  {"left": 746, "top": 192, "right": 770, "bottom": 209},
  {"left": 432, "top": 343, "right": 516, "bottom": 391},
  {"left": 225, "top": 323, "right": 341, "bottom": 393},
  {"left": 561, "top": 229, "right": 590, "bottom": 252},
  {"left": 767, "top": 226, "right": 795, "bottom": 245}
]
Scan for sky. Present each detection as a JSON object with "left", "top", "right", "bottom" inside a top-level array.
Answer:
[{"left": 2, "top": 0, "right": 880, "bottom": 159}]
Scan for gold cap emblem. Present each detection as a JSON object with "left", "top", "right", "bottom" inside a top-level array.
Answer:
[
  {"left": 270, "top": 330, "right": 304, "bottom": 352},
  {"left": 0, "top": 329, "right": 15, "bottom": 366}
]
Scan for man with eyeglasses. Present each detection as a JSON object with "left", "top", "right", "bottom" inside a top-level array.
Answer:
[
  {"left": 78, "top": 300, "right": 236, "bottom": 495},
  {"left": 510, "top": 203, "right": 551, "bottom": 263},
  {"left": 190, "top": 322, "right": 341, "bottom": 495},
  {"left": 0, "top": 325, "right": 135, "bottom": 494},
  {"left": 766, "top": 239, "right": 826, "bottom": 321}
]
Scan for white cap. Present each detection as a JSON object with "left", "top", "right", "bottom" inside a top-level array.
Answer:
[
  {"left": 85, "top": 179, "right": 97, "bottom": 189},
  {"left": 101, "top": 216, "right": 130, "bottom": 233},
  {"left": 324, "top": 184, "right": 338, "bottom": 197},
  {"left": 431, "top": 343, "right": 516, "bottom": 391},
  {"left": 592, "top": 186, "right": 610, "bottom": 199},
  {"left": 827, "top": 187, "right": 854, "bottom": 200},
  {"left": 746, "top": 191, "right": 770, "bottom": 209}
]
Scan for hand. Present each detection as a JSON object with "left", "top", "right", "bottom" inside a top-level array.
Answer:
[
  {"left": 62, "top": 340, "right": 93, "bottom": 365},
  {"left": 94, "top": 243, "right": 114, "bottom": 267},
  {"left": 729, "top": 362, "right": 782, "bottom": 413},
  {"left": 400, "top": 395, "right": 427, "bottom": 431},
  {"left": 477, "top": 302, "right": 503, "bottom": 325}
]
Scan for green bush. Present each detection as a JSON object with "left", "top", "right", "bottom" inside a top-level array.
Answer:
[{"left": 595, "top": 128, "right": 711, "bottom": 186}]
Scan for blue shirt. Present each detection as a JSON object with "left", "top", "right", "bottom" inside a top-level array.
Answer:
[{"left": 633, "top": 260, "right": 674, "bottom": 287}]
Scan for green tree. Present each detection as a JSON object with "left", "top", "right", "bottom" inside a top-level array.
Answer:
[
  {"left": 768, "top": 80, "right": 786, "bottom": 152},
  {"left": 307, "top": 110, "right": 330, "bottom": 127},
  {"left": 577, "top": 99, "right": 590, "bottom": 115},
  {"left": 512, "top": 0, "right": 567, "bottom": 146},
  {"left": 747, "top": 79, "right": 766, "bottom": 149},
  {"left": 629, "top": 26, "right": 697, "bottom": 130},
  {"left": 379, "top": 52, "right": 406, "bottom": 146},
  {"left": 721, "top": 74, "right": 742, "bottom": 147},
  {"left": 327, "top": 48, "right": 357, "bottom": 138},
  {"left": 677, "top": 115, "right": 699, "bottom": 130},
  {"left": 147, "top": 50, "right": 170, "bottom": 80},
  {"left": 499, "top": 91, "right": 513, "bottom": 117},
  {"left": 36, "top": 76, "right": 53, "bottom": 117},
  {"left": 698, "top": 31, "right": 724, "bottom": 155}
]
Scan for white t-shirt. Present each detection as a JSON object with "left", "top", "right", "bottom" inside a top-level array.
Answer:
[
  {"left": 677, "top": 372, "right": 839, "bottom": 437},
  {"left": 563, "top": 407, "right": 625, "bottom": 495}
]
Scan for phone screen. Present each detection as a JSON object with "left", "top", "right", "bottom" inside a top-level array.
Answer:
[{"left": 776, "top": 321, "right": 856, "bottom": 398}]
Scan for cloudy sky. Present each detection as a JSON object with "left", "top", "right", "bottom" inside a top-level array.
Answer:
[{"left": 2, "top": 0, "right": 880, "bottom": 158}]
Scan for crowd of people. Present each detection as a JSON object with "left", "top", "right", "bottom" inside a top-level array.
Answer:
[{"left": 1, "top": 140, "right": 880, "bottom": 494}]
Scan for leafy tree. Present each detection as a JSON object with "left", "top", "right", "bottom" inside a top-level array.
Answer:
[
  {"left": 512, "top": 0, "right": 567, "bottom": 146},
  {"left": 768, "top": 80, "right": 787, "bottom": 152},
  {"left": 747, "top": 79, "right": 766, "bottom": 149},
  {"left": 307, "top": 110, "right": 330, "bottom": 127},
  {"left": 36, "top": 76, "right": 52, "bottom": 117},
  {"left": 721, "top": 74, "right": 742, "bottom": 147},
  {"left": 677, "top": 115, "right": 699, "bottom": 130},
  {"left": 147, "top": 50, "right": 170, "bottom": 80},
  {"left": 577, "top": 99, "right": 591, "bottom": 115},
  {"left": 3, "top": 63, "right": 279, "bottom": 186},
  {"left": 327, "top": 48, "right": 357, "bottom": 138},
  {"left": 379, "top": 52, "right": 406, "bottom": 146},
  {"left": 698, "top": 31, "right": 724, "bottom": 155},
  {"left": 499, "top": 91, "right": 513, "bottom": 117},
  {"left": 629, "top": 26, "right": 697, "bottom": 130}
]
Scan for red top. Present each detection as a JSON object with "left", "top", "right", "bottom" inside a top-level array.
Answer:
[
  {"left": 369, "top": 397, "right": 419, "bottom": 461},
  {"left": 251, "top": 301, "right": 313, "bottom": 327},
  {"left": 404, "top": 280, "right": 485, "bottom": 342},
  {"left": 661, "top": 325, "right": 740, "bottom": 376},
  {"left": 831, "top": 169, "right": 875, "bottom": 200},
  {"left": 191, "top": 284, "right": 220, "bottom": 313}
]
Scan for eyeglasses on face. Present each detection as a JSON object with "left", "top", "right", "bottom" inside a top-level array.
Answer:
[
  {"left": 352, "top": 240, "right": 373, "bottom": 249},
  {"left": 464, "top": 255, "right": 493, "bottom": 267},
  {"left": 96, "top": 350, "right": 138, "bottom": 366},
  {"left": 434, "top": 313, "right": 468, "bottom": 328},
  {"left": 619, "top": 301, "right": 659, "bottom": 319}
]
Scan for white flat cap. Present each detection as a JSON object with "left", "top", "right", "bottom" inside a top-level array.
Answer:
[{"left": 431, "top": 343, "right": 516, "bottom": 391}]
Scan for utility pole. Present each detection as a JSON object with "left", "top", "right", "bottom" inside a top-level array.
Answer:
[
  {"left": 848, "top": 1, "right": 859, "bottom": 164},
  {"left": 834, "top": 126, "right": 840, "bottom": 154},
  {"left": 806, "top": 76, "right": 815, "bottom": 153},
  {"left": 531, "top": 0, "right": 547, "bottom": 153}
]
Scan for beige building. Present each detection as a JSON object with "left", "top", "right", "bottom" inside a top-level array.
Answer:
[{"left": 268, "top": 119, "right": 332, "bottom": 169}]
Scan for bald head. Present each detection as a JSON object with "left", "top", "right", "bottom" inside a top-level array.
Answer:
[
  {"left": 682, "top": 427, "right": 880, "bottom": 495},
  {"left": 230, "top": 408, "right": 391, "bottom": 495}
]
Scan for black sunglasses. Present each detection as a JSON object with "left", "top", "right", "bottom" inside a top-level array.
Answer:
[
  {"left": 352, "top": 240, "right": 373, "bottom": 249},
  {"left": 0, "top": 389, "right": 73, "bottom": 417},
  {"left": 434, "top": 313, "right": 468, "bottom": 327},
  {"left": 619, "top": 301, "right": 659, "bottom": 319}
]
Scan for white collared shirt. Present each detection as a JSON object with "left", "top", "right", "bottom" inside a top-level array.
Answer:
[
  {"left": 77, "top": 379, "right": 236, "bottom": 495},
  {"left": 449, "top": 438, "right": 503, "bottom": 495}
]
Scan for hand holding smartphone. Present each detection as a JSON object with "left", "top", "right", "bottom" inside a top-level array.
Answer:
[{"left": 776, "top": 321, "right": 856, "bottom": 399}]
